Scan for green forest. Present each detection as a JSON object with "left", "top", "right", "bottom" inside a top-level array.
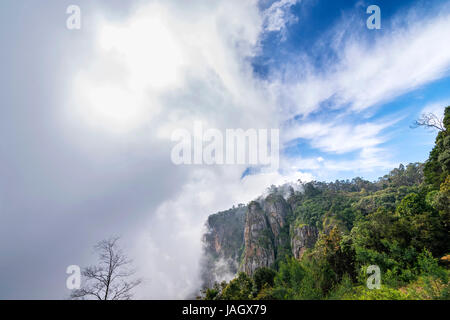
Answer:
[{"left": 201, "top": 107, "right": 450, "bottom": 300}]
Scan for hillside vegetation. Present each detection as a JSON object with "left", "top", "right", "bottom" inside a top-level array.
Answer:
[{"left": 200, "top": 106, "right": 450, "bottom": 300}]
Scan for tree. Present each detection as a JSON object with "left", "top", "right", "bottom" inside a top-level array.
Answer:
[
  {"left": 253, "top": 267, "right": 276, "bottom": 294},
  {"left": 70, "top": 237, "right": 141, "bottom": 300},
  {"left": 435, "top": 176, "right": 450, "bottom": 231},
  {"left": 412, "top": 112, "right": 445, "bottom": 132},
  {"left": 200, "top": 281, "right": 227, "bottom": 300},
  {"left": 421, "top": 107, "right": 450, "bottom": 188},
  {"left": 221, "top": 272, "right": 254, "bottom": 300}
]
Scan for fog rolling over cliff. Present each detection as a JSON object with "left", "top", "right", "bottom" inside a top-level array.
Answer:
[{"left": 201, "top": 182, "right": 319, "bottom": 288}]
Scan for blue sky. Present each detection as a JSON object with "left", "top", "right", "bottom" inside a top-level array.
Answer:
[
  {"left": 248, "top": 0, "right": 450, "bottom": 181},
  {"left": 1, "top": 0, "right": 450, "bottom": 299}
]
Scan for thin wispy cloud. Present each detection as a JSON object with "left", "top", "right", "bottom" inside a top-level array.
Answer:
[
  {"left": 278, "top": 5, "right": 450, "bottom": 117},
  {"left": 263, "top": 0, "right": 301, "bottom": 35},
  {"left": 270, "top": 3, "right": 450, "bottom": 178}
]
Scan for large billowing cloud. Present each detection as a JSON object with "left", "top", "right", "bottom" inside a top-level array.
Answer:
[{"left": 62, "top": 0, "right": 311, "bottom": 298}]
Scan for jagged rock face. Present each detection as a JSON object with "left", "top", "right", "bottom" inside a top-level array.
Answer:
[
  {"left": 263, "top": 195, "right": 291, "bottom": 247},
  {"left": 201, "top": 206, "right": 246, "bottom": 287},
  {"left": 203, "top": 205, "right": 246, "bottom": 258},
  {"left": 240, "top": 196, "right": 292, "bottom": 275},
  {"left": 291, "top": 225, "right": 318, "bottom": 260},
  {"left": 241, "top": 202, "right": 275, "bottom": 275},
  {"left": 201, "top": 191, "right": 300, "bottom": 283}
]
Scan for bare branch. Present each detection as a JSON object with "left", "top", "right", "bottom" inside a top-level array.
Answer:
[
  {"left": 411, "top": 112, "right": 445, "bottom": 131},
  {"left": 70, "top": 237, "right": 141, "bottom": 300}
]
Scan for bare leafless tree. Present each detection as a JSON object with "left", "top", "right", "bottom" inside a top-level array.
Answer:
[
  {"left": 70, "top": 237, "right": 141, "bottom": 300},
  {"left": 412, "top": 112, "right": 445, "bottom": 131}
]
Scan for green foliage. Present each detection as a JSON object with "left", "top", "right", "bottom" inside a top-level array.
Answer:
[
  {"left": 200, "top": 281, "right": 227, "bottom": 300},
  {"left": 435, "top": 176, "right": 450, "bottom": 231},
  {"left": 294, "top": 198, "right": 329, "bottom": 229},
  {"left": 202, "top": 107, "right": 450, "bottom": 300},
  {"left": 205, "top": 206, "right": 246, "bottom": 260},
  {"left": 254, "top": 285, "right": 276, "bottom": 300},
  {"left": 327, "top": 274, "right": 354, "bottom": 300},
  {"left": 396, "top": 193, "right": 428, "bottom": 216},
  {"left": 252, "top": 267, "right": 276, "bottom": 293},
  {"left": 221, "top": 272, "right": 254, "bottom": 300},
  {"left": 417, "top": 249, "right": 445, "bottom": 277},
  {"left": 424, "top": 106, "right": 450, "bottom": 188},
  {"left": 272, "top": 257, "right": 322, "bottom": 299},
  {"left": 342, "top": 285, "right": 411, "bottom": 300}
]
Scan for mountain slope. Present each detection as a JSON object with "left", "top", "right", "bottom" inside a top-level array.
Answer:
[{"left": 199, "top": 107, "right": 450, "bottom": 300}]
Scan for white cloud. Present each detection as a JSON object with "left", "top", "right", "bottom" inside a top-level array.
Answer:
[
  {"left": 64, "top": 0, "right": 311, "bottom": 299},
  {"left": 283, "top": 117, "right": 400, "bottom": 154},
  {"left": 323, "top": 147, "right": 396, "bottom": 173},
  {"left": 263, "top": 0, "right": 300, "bottom": 34},
  {"left": 268, "top": 5, "right": 450, "bottom": 179},
  {"left": 66, "top": 0, "right": 273, "bottom": 135},
  {"left": 421, "top": 99, "right": 450, "bottom": 120},
  {"left": 62, "top": 0, "right": 450, "bottom": 299},
  {"left": 131, "top": 166, "right": 312, "bottom": 299},
  {"left": 279, "top": 7, "right": 450, "bottom": 117},
  {"left": 5, "top": 0, "right": 450, "bottom": 300}
]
